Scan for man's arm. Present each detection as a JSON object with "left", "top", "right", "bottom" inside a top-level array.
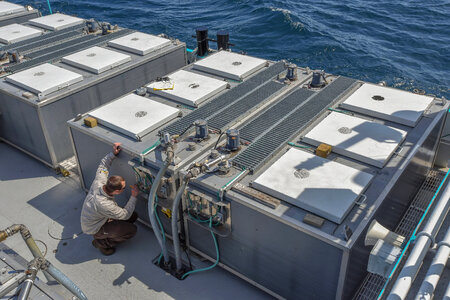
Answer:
[
  {"left": 93, "top": 143, "right": 121, "bottom": 185},
  {"left": 97, "top": 186, "right": 139, "bottom": 220}
]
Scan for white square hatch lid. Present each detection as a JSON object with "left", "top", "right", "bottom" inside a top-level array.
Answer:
[
  {"left": 89, "top": 94, "right": 180, "bottom": 140},
  {"left": 0, "top": 24, "right": 42, "bottom": 44},
  {"left": 28, "top": 13, "right": 84, "bottom": 31},
  {"left": 340, "top": 83, "right": 434, "bottom": 127},
  {"left": 252, "top": 148, "right": 373, "bottom": 224},
  {"left": 192, "top": 51, "right": 267, "bottom": 81},
  {"left": 61, "top": 46, "right": 131, "bottom": 74},
  {"left": 302, "top": 112, "right": 407, "bottom": 168},
  {"left": 107, "top": 32, "right": 171, "bottom": 56},
  {"left": 5, "top": 63, "right": 83, "bottom": 96},
  {"left": 147, "top": 70, "right": 228, "bottom": 107},
  {"left": 0, "top": 2, "right": 25, "bottom": 16}
]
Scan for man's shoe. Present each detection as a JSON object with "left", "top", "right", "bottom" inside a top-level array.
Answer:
[{"left": 92, "top": 240, "right": 115, "bottom": 256}]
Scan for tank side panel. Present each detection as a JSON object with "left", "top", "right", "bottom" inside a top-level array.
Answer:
[
  {"left": 0, "top": 11, "right": 41, "bottom": 27},
  {"left": 0, "top": 93, "right": 51, "bottom": 163},
  {"left": 188, "top": 200, "right": 343, "bottom": 300},
  {"left": 41, "top": 47, "right": 187, "bottom": 164}
]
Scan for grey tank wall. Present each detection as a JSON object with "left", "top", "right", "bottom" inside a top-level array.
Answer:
[
  {"left": 0, "top": 10, "right": 40, "bottom": 27},
  {"left": 188, "top": 199, "right": 343, "bottom": 300},
  {"left": 0, "top": 94, "right": 51, "bottom": 163},
  {"left": 342, "top": 113, "right": 445, "bottom": 300},
  {"left": 70, "top": 127, "right": 165, "bottom": 228},
  {"left": 2, "top": 46, "right": 186, "bottom": 167}
]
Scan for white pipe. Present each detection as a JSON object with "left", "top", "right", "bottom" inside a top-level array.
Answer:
[
  {"left": 444, "top": 281, "right": 450, "bottom": 300},
  {"left": 387, "top": 181, "right": 450, "bottom": 300},
  {"left": 415, "top": 226, "right": 450, "bottom": 300}
]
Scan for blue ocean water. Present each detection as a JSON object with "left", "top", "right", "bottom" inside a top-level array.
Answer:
[{"left": 18, "top": 0, "right": 450, "bottom": 98}]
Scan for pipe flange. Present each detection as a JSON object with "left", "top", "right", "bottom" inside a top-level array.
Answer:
[
  {"left": 437, "top": 241, "right": 450, "bottom": 249},
  {"left": 414, "top": 231, "right": 435, "bottom": 244}
]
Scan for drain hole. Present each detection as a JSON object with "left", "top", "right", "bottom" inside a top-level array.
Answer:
[
  {"left": 294, "top": 169, "right": 310, "bottom": 179},
  {"left": 372, "top": 95, "right": 385, "bottom": 101},
  {"left": 338, "top": 127, "right": 352, "bottom": 134},
  {"left": 131, "top": 37, "right": 139, "bottom": 41},
  {"left": 87, "top": 53, "right": 96, "bottom": 57},
  {"left": 135, "top": 111, "right": 147, "bottom": 118},
  {"left": 189, "top": 83, "right": 200, "bottom": 89},
  {"left": 34, "top": 71, "right": 45, "bottom": 76},
  {"left": 57, "top": 19, "right": 65, "bottom": 22},
  {"left": 232, "top": 61, "right": 242, "bottom": 66}
]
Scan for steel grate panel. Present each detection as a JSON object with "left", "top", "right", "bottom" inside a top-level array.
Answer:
[
  {"left": 26, "top": 34, "right": 97, "bottom": 59},
  {"left": 239, "top": 88, "right": 315, "bottom": 141},
  {"left": 208, "top": 81, "right": 284, "bottom": 130},
  {"left": 6, "top": 29, "right": 133, "bottom": 73},
  {"left": 162, "top": 62, "right": 286, "bottom": 135},
  {"left": 353, "top": 169, "right": 446, "bottom": 299},
  {"left": 233, "top": 76, "right": 357, "bottom": 171},
  {"left": 18, "top": 30, "right": 83, "bottom": 53},
  {"left": 0, "top": 23, "right": 85, "bottom": 52}
]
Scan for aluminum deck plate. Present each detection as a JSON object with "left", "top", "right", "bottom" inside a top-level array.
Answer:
[
  {"left": 0, "top": 1, "right": 24, "bottom": 16},
  {"left": 28, "top": 13, "right": 85, "bottom": 31},
  {"left": 147, "top": 70, "right": 228, "bottom": 107},
  {"left": 0, "top": 23, "right": 42, "bottom": 44},
  {"left": 192, "top": 51, "right": 267, "bottom": 80},
  {"left": 302, "top": 112, "right": 407, "bottom": 168},
  {"left": 88, "top": 94, "right": 180, "bottom": 140},
  {"left": 107, "top": 32, "right": 171, "bottom": 56},
  {"left": 5, "top": 63, "right": 83, "bottom": 95},
  {"left": 252, "top": 148, "right": 373, "bottom": 224},
  {"left": 340, "top": 83, "right": 434, "bottom": 127},
  {"left": 61, "top": 46, "right": 131, "bottom": 74}
]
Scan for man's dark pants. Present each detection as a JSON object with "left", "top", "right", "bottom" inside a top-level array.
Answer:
[{"left": 93, "top": 212, "right": 138, "bottom": 249}]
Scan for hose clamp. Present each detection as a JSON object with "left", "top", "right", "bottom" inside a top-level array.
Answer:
[{"left": 437, "top": 241, "right": 450, "bottom": 249}]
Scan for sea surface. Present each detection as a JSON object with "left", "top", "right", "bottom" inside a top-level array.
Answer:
[{"left": 19, "top": 0, "right": 450, "bottom": 98}]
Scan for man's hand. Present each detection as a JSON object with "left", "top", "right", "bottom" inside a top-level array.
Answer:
[
  {"left": 131, "top": 184, "right": 139, "bottom": 197},
  {"left": 113, "top": 143, "right": 121, "bottom": 156}
]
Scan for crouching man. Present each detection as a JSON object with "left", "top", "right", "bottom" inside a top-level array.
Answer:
[{"left": 81, "top": 142, "right": 140, "bottom": 255}]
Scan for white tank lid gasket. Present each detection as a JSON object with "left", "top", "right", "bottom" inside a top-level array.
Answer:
[
  {"left": 147, "top": 70, "right": 228, "bottom": 107},
  {"left": 252, "top": 148, "right": 373, "bottom": 224},
  {"left": 0, "top": 23, "right": 42, "bottom": 44},
  {"left": 340, "top": 83, "right": 434, "bottom": 127},
  {"left": 61, "top": 46, "right": 131, "bottom": 74},
  {"left": 28, "top": 13, "right": 84, "bottom": 31},
  {"left": 108, "top": 32, "right": 172, "bottom": 56},
  {"left": 88, "top": 94, "right": 180, "bottom": 140},
  {"left": 192, "top": 50, "right": 267, "bottom": 81},
  {"left": 5, "top": 63, "right": 83, "bottom": 96},
  {"left": 0, "top": 2, "right": 25, "bottom": 17},
  {"left": 302, "top": 112, "right": 407, "bottom": 168}
]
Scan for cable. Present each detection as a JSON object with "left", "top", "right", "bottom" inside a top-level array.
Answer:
[
  {"left": 287, "top": 142, "right": 312, "bottom": 149},
  {"left": 47, "top": 224, "right": 83, "bottom": 241},
  {"left": 46, "top": 0, "right": 53, "bottom": 14},
  {"left": 181, "top": 217, "right": 219, "bottom": 279},
  {"left": 34, "top": 239, "right": 48, "bottom": 257},
  {"left": 214, "top": 131, "right": 225, "bottom": 150}
]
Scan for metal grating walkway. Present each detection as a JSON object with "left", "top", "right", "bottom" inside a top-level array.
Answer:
[
  {"left": 353, "top": 169, "right": 447, "bottom": 300},
  {"left": 6, "top": 29, "right": 133, "bottom": 73},
  {"left": 26, "top": 34, "right": 96, "bottom": 58},
  {"left": 161, "top": 62, "right": 286, "bottom": 135},
  {"left": 232, "top": 76, "right": 357, "bottom": 172},
  {"left": 239, "top": 88, "right": 315, "bottom": 142},
  {"left": 0, "top": 23, "right": 86, "bottom": 52}
]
